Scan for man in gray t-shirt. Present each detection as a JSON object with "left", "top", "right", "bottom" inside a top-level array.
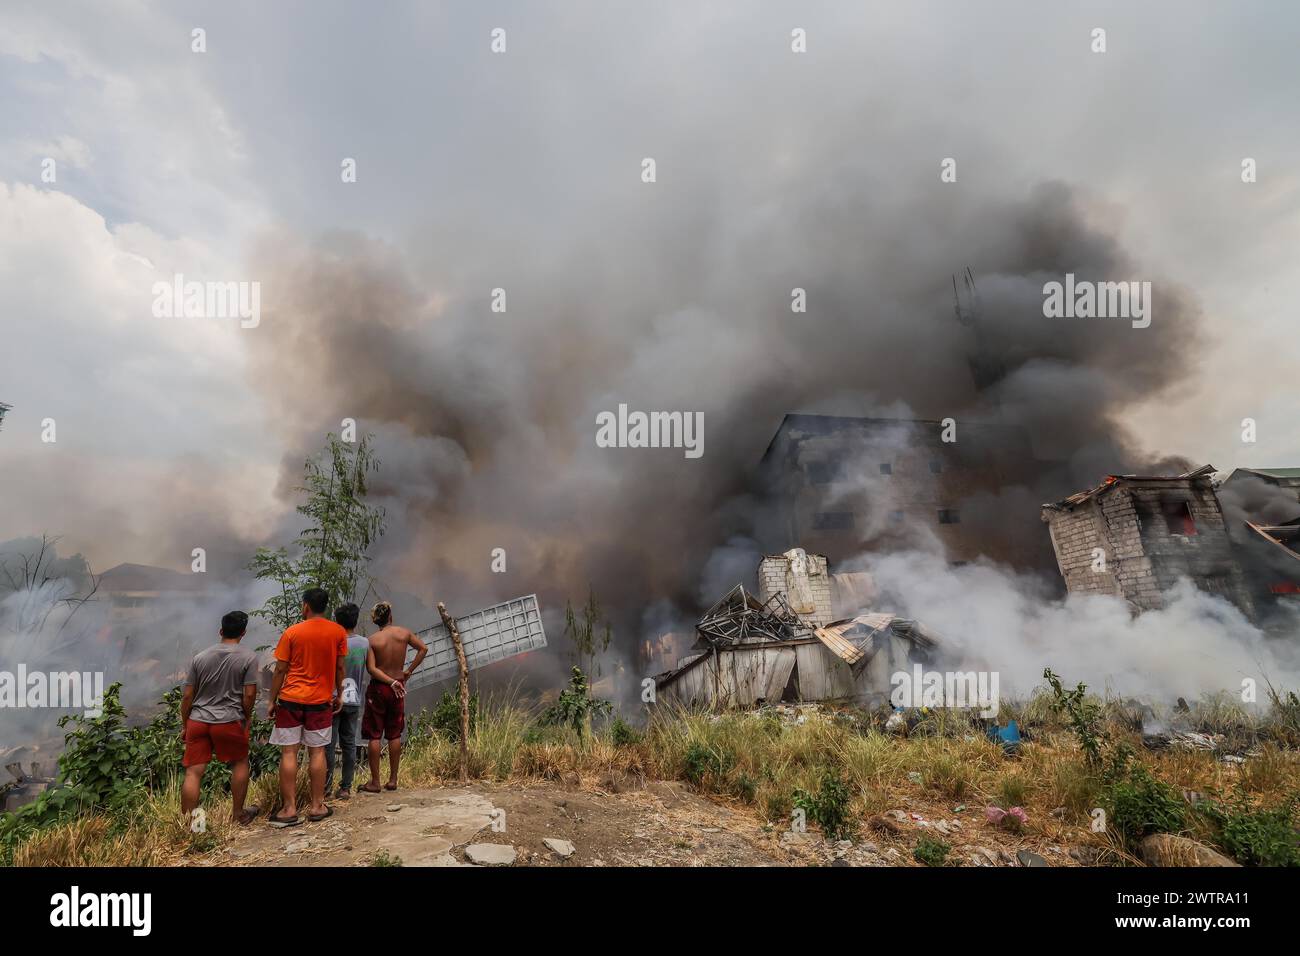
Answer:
[
  {"left": 180, "top": 611, "right": 261, "bottom": 826},
  {"left": 326, "top": 602, "right": 368, "bottom": 798}
]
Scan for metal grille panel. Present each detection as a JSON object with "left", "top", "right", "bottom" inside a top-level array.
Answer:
[{"left": 404, "top": 594, "right": 546, "bottom": 691}]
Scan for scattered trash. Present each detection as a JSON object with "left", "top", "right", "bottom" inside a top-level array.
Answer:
[
  {"left": 986, "top": 719, "right": 1021, "bottom": 754},
  {"left": 986, "top": 806, "right": 1028, "bottom": 831}
]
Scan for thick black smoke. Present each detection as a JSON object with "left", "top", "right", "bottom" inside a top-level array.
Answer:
[{"left": 243, "top": 180, "right": 1205, "bottom": 653}]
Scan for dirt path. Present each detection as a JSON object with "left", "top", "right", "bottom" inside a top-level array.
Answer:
[
  {"left": 213, "top": 775, "right": 1095, "bottom": 867},
  {"left": 217, "top": 779, "right": 796, "bottom": 867}
]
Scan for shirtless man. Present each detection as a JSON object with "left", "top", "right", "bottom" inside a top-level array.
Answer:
[{"left": 360, "top": 601, "right": 427, "bottom": 792}]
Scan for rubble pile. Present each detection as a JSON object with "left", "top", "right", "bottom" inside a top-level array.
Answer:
[{"left": 695, "top": 584, "right": 811, "bottom": 647}]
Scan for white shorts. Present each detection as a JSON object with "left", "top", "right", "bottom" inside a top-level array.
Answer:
[{"left": 269, "top": 724, "right": 332, "bottom": 748}]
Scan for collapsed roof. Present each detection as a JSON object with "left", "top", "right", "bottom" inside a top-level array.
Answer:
[
  {"left": 813, "top": 613, "right": 939, "bottom": 675},
  {"left": 1041, "top": 464, "right": 1216, "bottom": 514}
]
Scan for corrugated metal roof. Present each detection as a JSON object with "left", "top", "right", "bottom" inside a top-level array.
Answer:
[
  {"left": 1227, "top": 467, "right": 1300, "bottom": 483},
  {"left": 812, "top": 612, "right": 938, "bottom": 670}
]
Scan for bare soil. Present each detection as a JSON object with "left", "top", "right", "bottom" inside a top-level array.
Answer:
[{"left": 214, "top": 773, "right": 1097, "bottom": 867}]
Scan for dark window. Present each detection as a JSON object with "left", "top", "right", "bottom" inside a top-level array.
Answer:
[
  {"left": 929, "top": 460, "right": 943, "bottom": 474},
  {"left": 938, "top": 509, "right": 961, "bottom": 525},
  {"left": 813, "top": 511, "right": 855, "bottom": 530},
  {"left": 879, "top": 463, "right": 892, "bottom": 475},
  {"left": 1162, "top": 501, "right": 1197, "bottom": 536}
]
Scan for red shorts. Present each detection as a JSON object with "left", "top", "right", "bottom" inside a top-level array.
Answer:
[
  {"left": 270, "top": 699, "right": 334, "bottom": 748},
  {"left": 362, "top": 683, "right": 405, "bottom": 741},
  {"left": 183, "top": 719, "right": 249, "bottom": 766}
]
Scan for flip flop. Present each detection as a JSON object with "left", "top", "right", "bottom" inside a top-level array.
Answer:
[
  {"left": 268, "top": 812, "right": 301, "bottom": 829},
  {"left": 336, "top": 790, "right": 351, "bottom": 801},
  {"left": 307, "top": 806, "right": 334, "bottom": 823},
  {"left": 359, "top": 782, "right": 383, "bottom": 794},
  {"left": 237, "top": 805, "right": 263, "bottom": 826}
]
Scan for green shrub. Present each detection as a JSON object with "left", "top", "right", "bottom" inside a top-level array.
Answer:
[
  {"left": 1102, "top": 753, "right": 1186, "bottom": 845},
  {"left": 683, "top": 741, "right": 734, "bottom": 789},
  {"left": 913, "top": 835, "right": 950, "bottom": 866},
  {"left": 414, "top": 690, "right": 480, "bottom": 742},
  {"left": 539, "top": 667, "right": 611, "bottom": 737},
  {"left": 1198, "top": 793, "right": 1300, "bottom": 867},
  {"left": 609, "top": 715, "right": 642, "bottom": 747},
  {"left": 793, "top": 768, "right": 856, "bottom": 841}
]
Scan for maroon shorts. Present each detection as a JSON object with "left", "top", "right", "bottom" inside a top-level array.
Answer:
[
  {"left": 183, "top": 719, "right": 249, "bottom": 766},
  {"left": 362, "top": 683, "right": 405, "bottom": 741},
  {"left": 270, "top": 699, "right": 334, "bottom": 747}
]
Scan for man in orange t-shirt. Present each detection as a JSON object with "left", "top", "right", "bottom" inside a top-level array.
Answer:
[{"left": 266, "top": 587, "right": 347, "bottom": 827}]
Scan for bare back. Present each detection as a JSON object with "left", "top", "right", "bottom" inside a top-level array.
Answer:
[{"left": 368, "top": 624, "right": 417, "bottom": 678}]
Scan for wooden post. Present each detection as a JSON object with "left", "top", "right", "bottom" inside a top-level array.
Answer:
[{"left": 437, "top": 601, "right": 470, "bottom": 783}]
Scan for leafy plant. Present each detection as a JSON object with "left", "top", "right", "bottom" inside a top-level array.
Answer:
[
  {"left": 1043, "top": 667, "right": 1105, "bottom": 765},
  {"left": 1198, "top": 792, "right": 1300, "bottom": 867},
  {"left": 683, "top": 741, "right": 735, "bottom": 788},
  {"left": 1101, "top": 749, "right": 1187, "bottom": 845},
  {"left": 913, "top": 835, "right": 950, "bottom": 866},
  {"left": 609, "top": 715, "right": 642, "bottom": 748},
  {"left": 418, "top": 690, "right": 480, "bottom": 742},
  {"left": 793, "top": 768, "right": 856, "bottom": 841},
  {"left": 539, "top": 666, "right": 611, "bottom": 738}
]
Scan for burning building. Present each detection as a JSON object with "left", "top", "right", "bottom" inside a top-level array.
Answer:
[
  {"left": 1238, "top": 520, "right": 1300, "bottom": 611},
  {"left": 757, "top": 414, "right": 1061, "bottom": 572},
  {"left": 1040, "top": 465, "right": 1256, "bottom": 619},
  {"left": 654, "top": 551, "right": 938, "bottom": 708}
]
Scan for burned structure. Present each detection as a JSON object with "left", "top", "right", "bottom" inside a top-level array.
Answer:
[
  {"left": 757, "top": 414, "right": 1060, "bottom": 573},
  {"left": 1222, "top": 467, "right": 1300, "bottom": 512},
  {"left": 1040, "top": 465, "right": 1256, "bottom": 618},
  {"left": 655, "top": 549, "right": 938, "bottom": 708},
  {"left": 757, "top": 549, "right": 834, "bottom": 627},
  {"left": 1239, "top": 520, "right": 1300, "bottom": 607}
]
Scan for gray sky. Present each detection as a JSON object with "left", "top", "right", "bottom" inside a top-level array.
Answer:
[{"left": 1, "top": 0, "right": 1297, "bottom": 581}]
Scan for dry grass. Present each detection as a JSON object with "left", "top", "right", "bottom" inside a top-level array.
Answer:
[{"left": 9, "top": 692, "right": 1299, "bottom": 867}]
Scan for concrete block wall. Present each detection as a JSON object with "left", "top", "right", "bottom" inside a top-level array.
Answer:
[
  {"left": 1046, "top": 481, "right": 1256, "bottom": 618},
  {"left": 758, "top": 551, "right": 834, "bottom": 627},
  {"left": 1044, "top": 502, "right": 1124, "bottom": 600}
]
